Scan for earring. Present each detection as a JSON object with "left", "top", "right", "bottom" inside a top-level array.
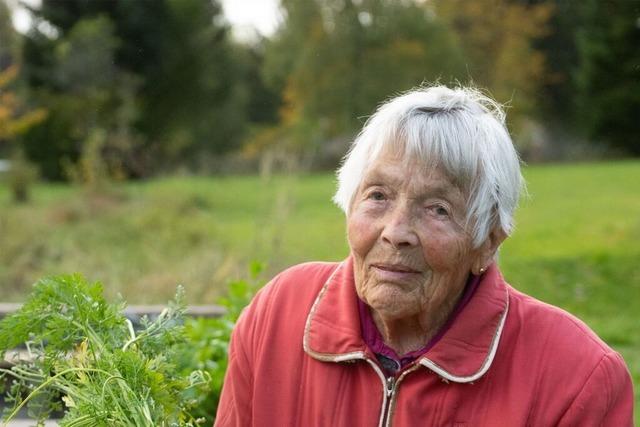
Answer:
[{"left": 479, "top": 267, "right": 486, "bottom": 274}]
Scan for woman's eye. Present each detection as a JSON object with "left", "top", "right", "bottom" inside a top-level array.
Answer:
[
  {"left": 436, "top": 207, "right": 448, "bottom": 215},
  {"left": 431, "top": 205, "right": 449, "bottom": 217},
  {"left": 368, "top": 191, "right": 386, "bottom": 201}
]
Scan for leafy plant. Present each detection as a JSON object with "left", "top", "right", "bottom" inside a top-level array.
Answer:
[
  {"left": 0, "top": 274, "right": 210, "bottom": 426},
  {"left": 7, "top": 147, "right": 40, "bottom": 204},
  {"left": 176, "top": 261, "right": 263, "bottom": 424}
]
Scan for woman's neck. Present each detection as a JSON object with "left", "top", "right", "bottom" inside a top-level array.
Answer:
[{"left": 371, "top": 292, "right": 460, "bottom": 356}]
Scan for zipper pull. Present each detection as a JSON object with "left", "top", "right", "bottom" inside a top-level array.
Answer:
[{"left": 386, "top": 376, "right": 395, "bottom": 397}]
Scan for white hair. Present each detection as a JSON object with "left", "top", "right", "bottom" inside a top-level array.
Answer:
[{"left": 333, "top": 85, "right": 524, "bottom": 248}]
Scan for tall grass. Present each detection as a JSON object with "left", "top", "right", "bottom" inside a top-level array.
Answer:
[{"left": 1, "top": 160, "right": 639, "bottom": 419}]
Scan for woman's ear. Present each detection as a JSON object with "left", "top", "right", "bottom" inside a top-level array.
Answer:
[{"left": 472, "top": 228, "right": 508, "bottom": 275}]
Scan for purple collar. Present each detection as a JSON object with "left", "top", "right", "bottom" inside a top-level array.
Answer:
[{"left": 358, "top": 274, "right": 481, "bottom": 371}]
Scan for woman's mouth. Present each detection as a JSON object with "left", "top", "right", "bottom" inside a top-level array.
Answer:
[{"left": 371, "top": 263, "right": 421, "bottom": 281}]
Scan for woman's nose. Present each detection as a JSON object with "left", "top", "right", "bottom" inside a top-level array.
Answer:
[{"left": 380, "top": 202, "right": 419, "bottom": 248}]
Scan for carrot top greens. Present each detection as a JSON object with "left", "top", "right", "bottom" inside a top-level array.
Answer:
[{"left": 0, "top": 274, "right": 210, "bottom": 426}]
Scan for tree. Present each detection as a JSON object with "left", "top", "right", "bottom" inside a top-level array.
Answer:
[
  {"left": 433, "top": 0, "right": 554, "bottom": 127},
  {"left": 574, "top": 0, "right": 640, "bottom": 155},
  {"left": 0, "top": 65, "right": 47, "bottom": 202},
  {"left": 0, "top": 65, "right": 47, "bottom": 142},
  {"left": 262, "top": 0, "right": 467, "bottom": 158},
  {"left": 0, "top": 0, "right": 18, "bottom": 70},
  {"left": 535, "top": 0, "right": 584, "bottom": 123},
  {"left": 20, "top": 0, "right": 249, "bottom": 178},
  {"left": 20, "top": 14, "right": 141, "bottom": 180}
]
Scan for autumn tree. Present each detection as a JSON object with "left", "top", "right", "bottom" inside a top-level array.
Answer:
[
  {"left": 0, "top": 2, "right": 47, "bottom": 201},
  {"left": 0, "top": 65, "right": 47, "bottom": 202},
  {"left": 262, "top": 0, "right": 466, "bottom": 164},
  {"left": 433, "top": 0, "right": 553, "bottom": 126},
  {"left": 0, "top": 66, "right": 47, "bottom": 142}
]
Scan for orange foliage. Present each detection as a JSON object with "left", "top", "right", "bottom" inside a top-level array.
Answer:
[
  {"left": 433, "top": 0, "right": 554, "bottom": 123},
  {"left": 0, "top": 64, "right": 47, "bottom": 141}
]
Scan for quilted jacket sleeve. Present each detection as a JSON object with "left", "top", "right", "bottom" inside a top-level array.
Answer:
[{"left": 558, "top": 352, "right": 634, "bottom": 427}]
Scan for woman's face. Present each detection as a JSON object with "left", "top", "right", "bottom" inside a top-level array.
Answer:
[{"left": 347, "top": 151, "right": 488, "bottom": 321}]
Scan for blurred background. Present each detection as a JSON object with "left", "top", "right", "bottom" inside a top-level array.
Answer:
[{"left": 0, "top": 0, "right": 639, "bottom": 413}]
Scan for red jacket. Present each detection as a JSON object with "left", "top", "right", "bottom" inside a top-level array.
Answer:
[{"left": 215, "top": 258, "right": 634, "bottom": 426}]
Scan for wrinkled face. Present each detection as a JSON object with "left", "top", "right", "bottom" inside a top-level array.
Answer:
[{"left": 347, "top": 150, "right": 486, "bottom": 320}]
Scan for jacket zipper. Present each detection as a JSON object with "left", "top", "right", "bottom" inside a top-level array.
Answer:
[
  {"left": 365, "top": 359, "right": 397, "bottom": 427},
  {"left": 365, "top": 358, "right": 422, "bottom": 427},
  {"left": 382, "top": 376, "right": 396, "bottom": 427}
]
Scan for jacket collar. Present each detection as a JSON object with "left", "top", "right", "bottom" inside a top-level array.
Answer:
[{"left": 303, "top": 256, "right": 509, "bottom": 383}]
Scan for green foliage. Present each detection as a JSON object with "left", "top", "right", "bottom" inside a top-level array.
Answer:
[
  {"left": 7, "top": 147, "right": 39, "bottom": 203},
  {"left": 0, "top": 63, "right": 47, "bottom": 203},
  {"left": 63, "top": 127, "right": 128, "bottom": 192},
  {"left": 0, "top": 275, "right": 210, "bottom": 425},
  {"left": 9, "top": 0, "right": 638, "bottom": 175},
  {"left": 434, "top": 0, "right": 553, "bottom": 127},
  {"left": 535, "top": 1, "right": 584, "bottom": 121},
  {"left": 530, "top": 0, "right": 640, "bottom": 155},
  {"left": 574, "top": 0, "right": 640, "bottom": 155},
  {"left": 263, "top": 0, "right": 467, "bottom": 150},
  {"left": 0, "top": 1, "right": 18, "bottom": 68},
  {"left": 53, "top": 15, "right": 120, "bottom": 94},
  {"left": 19, "top": 0, "right": 256, "bottom": 178},
  {"left": 21, "top": 13, "right": 143, "bottom": 181},
  {"left": 176, "top": 261, "right": 262, "bottom": 424}
]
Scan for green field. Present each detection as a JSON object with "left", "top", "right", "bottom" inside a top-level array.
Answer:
[{"left": 1, "top": 160, "right": 639, "bottom": 418}]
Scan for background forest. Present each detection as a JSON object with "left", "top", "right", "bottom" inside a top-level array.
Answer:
[{"left": 1, "top": 0, "right": 639, "bottom": 184}]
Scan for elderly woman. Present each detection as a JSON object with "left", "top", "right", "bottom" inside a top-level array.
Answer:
[{"left": 215, "top": 86, "right": 633, "bottom": 426}]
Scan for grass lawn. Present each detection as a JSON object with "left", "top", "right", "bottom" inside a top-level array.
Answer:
[{"left": 1, "top": 160, "right": 639, "bottom": 419}]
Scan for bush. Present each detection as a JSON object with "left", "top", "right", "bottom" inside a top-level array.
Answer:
[
  {"left": 176, "top": 261, "right": 262, "bottom": 424},
  {"left": 7, "top": 148, "right": 39, "bottom": 203}
]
